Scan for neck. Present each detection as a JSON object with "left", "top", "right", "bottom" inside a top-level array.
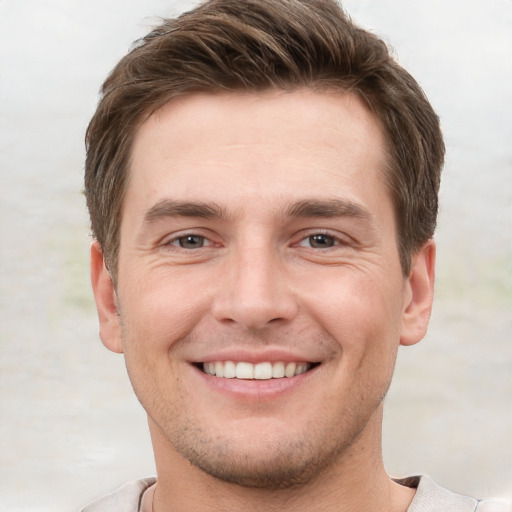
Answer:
[{"left": 148, "top": 408, "right": 415, "bottom": 512}]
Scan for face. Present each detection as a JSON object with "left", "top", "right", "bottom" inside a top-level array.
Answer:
[{"left": 92, "top": 89, "right": 434, "bottom": 488}]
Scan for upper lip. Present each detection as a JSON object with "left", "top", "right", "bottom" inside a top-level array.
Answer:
[{"left": 190, "top": 347, "right": 321, "bottom": 365}]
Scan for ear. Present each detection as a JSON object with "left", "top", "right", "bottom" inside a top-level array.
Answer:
[
  {"left": 400, "top": 239, "right": 436, "bottom": 347},
  {"left": 90, "top": 241, "right": 123, "bottom": 353}
]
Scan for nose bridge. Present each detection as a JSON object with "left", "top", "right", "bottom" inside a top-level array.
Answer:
[{"left": 212, "top": 235, "right": 297, "bottom": 330}]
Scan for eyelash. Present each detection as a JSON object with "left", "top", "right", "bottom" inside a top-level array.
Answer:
[
  {"left": 163, "top": 230, "right": 350, "bottom": 251},
  {"left": 296, "top": 232, "right": 347, "bottom": 249},
  {"left": 165, "top": 234, "right": 213, "bottom": 250}
]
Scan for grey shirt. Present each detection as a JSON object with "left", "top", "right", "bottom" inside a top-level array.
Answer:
[{"left": 81, "top": 475, "right": 509, "bottom": 512}]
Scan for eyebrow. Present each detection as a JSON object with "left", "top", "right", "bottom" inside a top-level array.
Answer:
[
  {"left": 144, "top": 199, "right": 226, "bottom": 223},
  {"left": 143, "top": 198, "right": 372, "bottom": 224},
  {"left": 285, "top": 199, "right": 372, "bottom": 221}
]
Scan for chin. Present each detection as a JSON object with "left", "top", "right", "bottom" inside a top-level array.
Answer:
[
  {"left": 180, "top": 437, "right": 336, "bottom": 489},
  {"left": 161, "top": 414, "right": 365, "bottom": 490}
]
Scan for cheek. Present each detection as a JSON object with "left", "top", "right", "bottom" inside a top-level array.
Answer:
[
  {"left": 118, "top": 293, "right": 187, "bottom": 417},
  {"left": 118, "top": 269, "right": 213, "bottom": 350},
  {"left": 116, "top": 269, "right": 219, "bottom": 406},
  {"left": 302, "top": 271, "right": 402, "bottom": 440},
  {"left": 303, "top": 268, "right": 405, "bottom": 363}
]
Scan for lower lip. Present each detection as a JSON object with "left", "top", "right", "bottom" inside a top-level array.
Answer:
[{"left": 191, "top": 364, "right": 317, "bottom": 400}]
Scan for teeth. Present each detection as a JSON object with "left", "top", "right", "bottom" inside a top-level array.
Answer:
[
  {"left": 235, "top": 362, "right": 254, "bottom": 379},
  {"left": 272, "top": 362, "right": 285, "bottom": 378},
  {"left": 223, "top": 361, "right": 236, "bottom": 379},
  {"left": 254, "top": 362, "right": 272, "bottom": 380},
  {"left": 202, "top": 361, "right": 312, "bottom": 380},
  {"left": 296, "top": 363, "right": 308, "bottom": 375},
  {"left": 215, "top": 361, "right": 224, "bottom": 378},
  {"left": 285, "top": 362, "right": 296, "bottom": 378}
]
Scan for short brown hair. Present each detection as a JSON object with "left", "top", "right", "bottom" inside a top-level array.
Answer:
[{"left": 85, "top": 0, "right": 444, "bottom": 280}]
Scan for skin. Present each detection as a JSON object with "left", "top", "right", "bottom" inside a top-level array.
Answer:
[{"left": 91, "top": 89, "right": 435, "bottom": 512}]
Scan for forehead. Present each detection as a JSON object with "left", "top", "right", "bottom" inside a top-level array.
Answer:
[{"left": 125, "top": 89, "right": 389, "bottom": 219}]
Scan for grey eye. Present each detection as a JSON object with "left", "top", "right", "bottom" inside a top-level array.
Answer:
[
  {"left": 177, "top": 235, "right": 205, "bottom": 249},
  {"left": 308, "top": 234, "right": 336, "bottom": 248}
]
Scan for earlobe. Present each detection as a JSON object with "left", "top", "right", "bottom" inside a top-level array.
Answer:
[
  {"left": 400, "top": 240, "right": 436, "bottom": 347},
  {"left": 90, "top": 242, "right": 123, "bottom": 354}
]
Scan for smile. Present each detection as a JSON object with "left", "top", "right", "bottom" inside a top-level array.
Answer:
[{"left": 202, "top": 361, "right": 315, "bottom": 380}]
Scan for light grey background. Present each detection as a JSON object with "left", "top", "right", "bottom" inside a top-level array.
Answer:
[{"left": 0, "top": 1, "right": 511, "bottom": 510}]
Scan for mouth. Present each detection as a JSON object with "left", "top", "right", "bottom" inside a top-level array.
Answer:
[{"left": 197, "top": 361, "right": 320, "bottom": 380}]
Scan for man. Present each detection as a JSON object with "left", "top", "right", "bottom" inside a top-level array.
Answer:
[{"left": 83, "top": 0, "right": 507, "bottom": 510}]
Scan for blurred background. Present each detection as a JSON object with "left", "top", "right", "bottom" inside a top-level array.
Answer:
[{"left": 0, "top": 1, "right": 511, "bottom": 510}]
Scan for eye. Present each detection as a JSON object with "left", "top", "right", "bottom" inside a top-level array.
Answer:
[
  {"left": 302, "top": 233, "right": 338, "bottom": 249},
  {"left": 172, "top": 234, "right": 208, "bottom": 249}
]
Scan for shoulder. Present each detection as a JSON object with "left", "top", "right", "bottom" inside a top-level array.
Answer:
[
  {"left": 81, "top": 477, "right": 157, "bottom": 512},
  {"left": 397, "top": 475, "right": 509, "bottom": 512}
]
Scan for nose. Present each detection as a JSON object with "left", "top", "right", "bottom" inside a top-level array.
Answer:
[{"left": 211, "top": 243, "right": 298, "bottom": 330}]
